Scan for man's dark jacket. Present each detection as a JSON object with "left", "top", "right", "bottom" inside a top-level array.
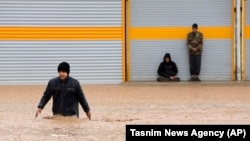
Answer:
[
  {"left": 38, "top": 76, "right": 90, "bottom": 117},
  {"left": 157, "top": 53, "right": 178, "bottom": 78}
]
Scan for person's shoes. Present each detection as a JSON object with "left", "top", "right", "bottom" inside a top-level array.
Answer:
[
  {"left": 195, "top": 77, "right": 201, "bottom": 81},
  {"left": 188, "top": 76, "right": 196, "bottom": 81},
  {"left": 162, "top": 78, "right": 170, "bottom": 82},
  {"left": 157, "top": 77, "right": 163, "bottom": 82},
  {"left": 157, "top": 77, "right": 180, "bottom": 82},
  {"left": 171, "top": 77, "right": 180, "bottom": 82},
  {"left": 157, "top": 77, "right": 170, "bottom": 82}
]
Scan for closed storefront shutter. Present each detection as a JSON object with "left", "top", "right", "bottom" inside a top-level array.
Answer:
[
  {"left": 0, "top": 0, "right": 124, "bottom": 85},
  {"left": 128, "top": 0, "right": 234, "bottom": 81}
]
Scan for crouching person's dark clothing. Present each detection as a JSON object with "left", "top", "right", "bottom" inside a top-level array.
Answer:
[
  {"left": 157, "top": 53, "right": 180, "bottom": 82},
  {"left": 37, "top": 77, "right": 90, "bottom": 117}
]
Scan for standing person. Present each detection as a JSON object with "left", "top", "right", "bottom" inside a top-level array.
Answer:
[
  {"left": 187, "top": 23, "right": 203, "bottom": 81},
  {"left": 35, "top": 62, "right": 91, "bottom": 120},
  {"left": 157, "top": 53, "right": 180, "bottom": 82}
]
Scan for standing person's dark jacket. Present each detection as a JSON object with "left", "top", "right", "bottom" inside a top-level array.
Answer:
[
  {"left": 38, "top": 76, "right": 90, "bottom": 118},
  {"left": 157, "top": 53, "right": 178, "bottom": 78}
]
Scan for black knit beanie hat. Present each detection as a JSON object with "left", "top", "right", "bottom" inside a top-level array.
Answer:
[
  {"left": 57, "top": 62, "right": 70, "bottom": 74},
  {"left": 192, "top": 23, "right": 198, "bottom": 29}
]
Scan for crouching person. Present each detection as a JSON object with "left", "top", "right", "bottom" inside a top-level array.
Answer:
[{"left": 157, "top": 53, "right": 180, "bottom": 82}]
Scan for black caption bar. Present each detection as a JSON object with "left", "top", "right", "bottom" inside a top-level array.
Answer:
[{"left": 126, "top": 125, "right": 250, "bottom": 141}]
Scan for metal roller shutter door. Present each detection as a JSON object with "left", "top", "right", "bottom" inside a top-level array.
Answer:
[
  {"left": 0, "top": 0, "right": 123, "bottom": 85},
  {"left": 129, "top": 0, "right": 233, "bottom": 81}
]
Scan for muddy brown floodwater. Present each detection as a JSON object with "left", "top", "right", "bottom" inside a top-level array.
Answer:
[{"left": 0, "top": 81, "right": 250, "bottom": 141}]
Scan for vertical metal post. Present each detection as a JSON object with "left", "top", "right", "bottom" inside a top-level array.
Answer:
[{"left": 236, "top": 0, "right": 242, "bottom": 81}]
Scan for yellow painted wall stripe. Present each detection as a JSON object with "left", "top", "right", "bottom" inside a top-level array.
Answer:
[
  {"left": 0, "top": 27, "right": 123, "bottom": 40},
  {"left": 129, "top": 26, "right": 232, "bottom": 40},
  {"left": 245, "top": 26, "right": 250, "bottom": 38}
]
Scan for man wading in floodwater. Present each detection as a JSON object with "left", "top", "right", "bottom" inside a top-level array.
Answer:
[{"left": 35, "top": 62, "right": 91, "bottom": 120}]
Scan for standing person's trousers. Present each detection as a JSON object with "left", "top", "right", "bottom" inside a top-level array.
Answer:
[{"left": 189, "top": 54, "right": 201, "bottom": 76}]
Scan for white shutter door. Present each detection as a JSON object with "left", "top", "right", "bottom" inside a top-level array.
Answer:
[{"left": 0, "top": 0, "right": 123, "bottom": 85}]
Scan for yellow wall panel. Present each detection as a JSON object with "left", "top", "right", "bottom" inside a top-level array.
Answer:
[
  {"left": 245, "top": 26, "right": 250, "bottom": 38},
  {"left": 129, "top": 26, "right": 232, "bottom": 40},
  {"left": 0, "top": 27, "right": 123, "bottom": 40}
]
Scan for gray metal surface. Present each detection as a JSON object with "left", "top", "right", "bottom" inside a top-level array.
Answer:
[
  {"left": 130, "top": 0, "right": 231, "bottom": 26},
  {"left": 0, "top": 41, "right": 122, "bottom": 85},
  {"left": 0, "top": 0, "right": 122, "bottom": 26},
  {"left": 245, "top": 40, "right": 250, "bottom": 80},
  {"left": 245, "top": 2, "right": 250, "bottom": 80},
  {"left": 247, "top": 2, "right": 250, "bottom": 25}
]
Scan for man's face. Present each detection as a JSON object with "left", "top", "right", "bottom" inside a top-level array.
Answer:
[
  {"left": 58, "top": 71, "right": 68, "bottom": 80},
  {"left": 165, "top": 57, "right": 170, "bottom": 62},
  {"left": 192, "top": 27, "right": 197, "bottom": 32}
]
